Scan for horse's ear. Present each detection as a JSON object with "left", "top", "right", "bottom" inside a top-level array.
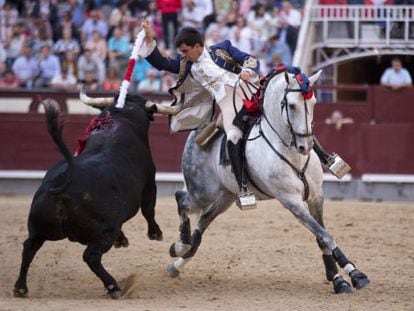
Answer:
[
  {"left": 284, "top": 71, "right": 290, "bottom": 84},
  {"left": 309, "top": 70, "right": 323, "bottom": 87}
]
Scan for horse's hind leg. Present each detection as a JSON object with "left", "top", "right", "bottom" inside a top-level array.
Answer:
[
  {"left": 308, "top": 195, "right": 352, "bottom": 294},
  {"left": 281, "top": 195, "right": 370, "bottom": 293},
  {"left": 169, "top": 190, "right": 193, "bottom": 258},
  {"left": 167, "top": 190, "right": 234, "bottom": 278}
]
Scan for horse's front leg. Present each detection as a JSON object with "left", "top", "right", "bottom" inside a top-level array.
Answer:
[
  {"left": 166, "top": 191, "right": 234, "bottom": 278},
  {"left": 307, "top": 195, "right": 352, "bottom": 294},
  {"left": 280, "top": 195, "right": 370, "bottom": 293}
]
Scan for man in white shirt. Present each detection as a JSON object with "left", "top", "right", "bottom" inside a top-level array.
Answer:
[
  {"left": 142, "top": 20, "right": 260, "bottom": 208},
  {"left": 11, "top": 45, "right": 37, "bottom": 88},
  {"left": 380, "top": 57, "right": 412, "bottom": 90}
]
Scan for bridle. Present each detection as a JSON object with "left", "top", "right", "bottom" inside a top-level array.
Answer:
[
  {"left": 262, "top": 73, "right": 314, "bottom": 149},
  {"left": 255, "top": 71, "right": 315, "bottom": 201}
]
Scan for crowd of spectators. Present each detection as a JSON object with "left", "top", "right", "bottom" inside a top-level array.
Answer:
[{"left": 0, "top": 0, "right": 304, "bottom": 93}]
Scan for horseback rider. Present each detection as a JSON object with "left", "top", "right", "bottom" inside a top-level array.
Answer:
[
  {"left": 140, "top": 20, "right": 350, "bottom": 209},
  {"left": 141, "top": 20, "right": 260, "bottom": 208}
]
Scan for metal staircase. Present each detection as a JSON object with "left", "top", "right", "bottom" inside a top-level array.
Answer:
[{"left": 294, "top": 2, "right": 414, "bottom": 76}]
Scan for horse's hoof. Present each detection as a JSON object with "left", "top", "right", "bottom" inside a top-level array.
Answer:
[
  {"left": 349, "top": 269, "right": 370, "bottom": 289},
  {"left": 13, "top": 287, "right": 28, "bottom": 298},
  {"left": 170, "top": 241, "right": 192, "bottom": 258},
  {"left": 333, "top": 276, "right": 353, "bottom": 294},
  {"left": 166, "top": 263, "right": 180, "bottom": 278}
]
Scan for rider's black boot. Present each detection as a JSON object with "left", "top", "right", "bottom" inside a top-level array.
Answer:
[
  {"left": 313, "top": 136, "right": 351, "bottom": 179},
  {"left": 227, "top": 140, "right": 256, "bottom": 210}
]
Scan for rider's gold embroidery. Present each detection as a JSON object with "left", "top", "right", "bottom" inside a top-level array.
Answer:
[
  {"left": 178, "top": 57, "right": 189, "bottom": 80},
  {"left": 214, "top": 49, "right": 241, "bottom": 68},
  {"left": 243, "top": 57, "right": 257, "bottom": 69}
]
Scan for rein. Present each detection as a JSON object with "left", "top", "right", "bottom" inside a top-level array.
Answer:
[{"left": 258, "top": 120, "right": 311, "bottom": 201}]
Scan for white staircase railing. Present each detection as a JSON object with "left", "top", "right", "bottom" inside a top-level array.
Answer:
[{"left": 294, "top": 4, "right": 414, "bottom": 74}]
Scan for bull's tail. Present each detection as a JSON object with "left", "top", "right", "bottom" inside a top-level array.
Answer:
[{"left": 44, "top": 101, "right": 74, "bottom": 193}]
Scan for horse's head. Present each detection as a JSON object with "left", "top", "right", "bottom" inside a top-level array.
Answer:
[{"left": 278, "top": 70, "right": 322, "bottom": 155}]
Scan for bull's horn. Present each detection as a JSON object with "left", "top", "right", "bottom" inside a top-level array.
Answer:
[
  {"left": 145, "top": 101, "right": 180, "bottom": 115},
  {"left": 79, "top": 85, "right": 114, "bottom": 107}
]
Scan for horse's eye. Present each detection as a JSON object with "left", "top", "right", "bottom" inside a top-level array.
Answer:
[{"left": 289, "top": 103, "right": 296, "bottom": 110}]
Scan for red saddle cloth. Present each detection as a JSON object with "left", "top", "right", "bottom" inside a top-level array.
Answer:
[{"left": 74, "top": 111, "right": 112, "bottom": 156}]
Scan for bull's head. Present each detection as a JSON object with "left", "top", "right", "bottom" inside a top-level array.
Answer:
[{"left": 79, "top": 85, "right": 180, "bottom": 116}]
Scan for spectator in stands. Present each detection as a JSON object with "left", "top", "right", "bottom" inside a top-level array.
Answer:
[
  {"left": 157, "top": 0, "right": 182, "bottom": 49},
  {"left": 0, "top": 69, "right": 20, "bottom": 88},
  {"left": 325, "top": 110, "right": 354, "bottom": 131},
  {"left": 11, "top": 45, "right": 37, "bottom": 88},
  {"left": 146, "top": 1, "right": 164, "bottom": 43},
  {"left": 84, "top": 30, "right": 107, "bottom": 63},
  {"left": 53, "top": 28, "right": 80, "bottom": 60},
  {"left": 137, "top": 68, "right": 161, "bottom": 93},
  {"left": 180, "top": 0, "right": 204, "bottom": 32},
  {"left": 61, "top": 50, "right": 78, "bottom": 80},
  {"left": 54, "top": 11, "right": 80, "bottom": 42},
  {"left": 266, "top": 33, "right": 292, "bottom": 66},
  {"left": 31, "top": 0, "right": 59, "bottom": 41},
  {"left": 108, "top": 0, "right": 132, "bottom": 36},
  {"left": 246, "top": 3, "right": 272, "bottom": 52},
  {"left": 279, "top": 0, "right": 302, "bottom": 55},
  {"left": 81, "top": 9, "right": 108, "bottom": 43},
  {"left": 4, "top": 23, "right": 26, "bottom": 68},
  {"left": 0, "top": 41, "right": 6, "bottom": 74},
  {"left": 0, "top": 2, "right": 18, "bottom": 45},
  {"left": 229, "top": 16, "right": 253, "bottom": 54},
  {"left": 78, "top": 69, "right": 99, "bottom": 91},
  {"left": 107, "top": 26, "right": 130, "bottom": 77},
  {"left": 101, "top": 66, "right": 121, "bottom": 91},
  {"left": 205, "top": 14, "right": 230, "bottom": 46},
  {"left": 225, "top": 0, "right": 240, "bottom": 27},
  {"left": 29, "top": 19, "right": 53, "bottom": 57},
  {"left": 77, "top": 48, "right": 105, "bottom": 85},
  {"left": 50, "top": 65, "right": 77, "bottom": 91},
  {"left": 34, "top": 43, "right": 61, "bottom": 88},
  {"left": 380, "top": 57, "right": 412, "bottom": 90},
  {"left": 67, "top": 0, "right": 84, "bottom": 30}
]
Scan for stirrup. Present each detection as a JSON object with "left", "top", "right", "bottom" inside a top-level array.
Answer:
[
  {"left": 325, "top": 153, "right": 351, "bottom": 179},
  {"left": 236, "top": 190, "right": 257, "bottom": 210}
]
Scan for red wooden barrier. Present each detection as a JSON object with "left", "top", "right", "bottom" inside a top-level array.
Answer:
[{"left": 0, "top": 86, "right": 413, "bottom": 175}]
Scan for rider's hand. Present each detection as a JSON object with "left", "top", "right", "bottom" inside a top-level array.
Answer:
[
  {"left": 240, "top": 70, "right": 252, "bottom": 82},
  {"left": 141, "top": 19, "right": 154, "bottom": 44}
]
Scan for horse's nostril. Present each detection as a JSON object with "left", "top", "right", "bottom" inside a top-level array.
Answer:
[{"left": 298, "top": 146, "right": 305, "bottom": 154}]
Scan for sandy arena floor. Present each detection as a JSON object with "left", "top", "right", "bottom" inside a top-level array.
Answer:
[{"left": 0, "top": 195, "right": 413, "bottom": 311}]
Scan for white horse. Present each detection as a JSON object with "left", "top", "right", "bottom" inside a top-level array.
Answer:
[{"left": 166, "top": 69, "right": 370, "bottom": 294}]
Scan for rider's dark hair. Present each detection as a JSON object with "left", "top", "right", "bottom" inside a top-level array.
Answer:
[{"left": 174, "top": 27, "right": 204, "bottom": 48}]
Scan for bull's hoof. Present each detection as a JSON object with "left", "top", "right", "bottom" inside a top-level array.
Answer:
[
  {"left": 170, "top": 241, "right": 192, "bottom": 258},
  {"left": 13, "top": 287, "right": 28, "bottom": 298},
  {"left": 148, "top": 231, "right": 163, "bottom": 241},
  {"left": 333, "top": 276, "right": 353, "bottom": 294},
  {"left": 166, "top": 263, "right": 180, "bottom": 278},
  {"left": 107, "top": 285, "right": 122, "bottom": 299},
  {"left": 114, "top": 236, "right": 129, "bottom": 248},
  {"left": 349, "top": 269, "right": 370, "bottom": 289}
]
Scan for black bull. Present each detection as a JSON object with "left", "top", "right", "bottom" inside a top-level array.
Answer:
[{"left": 14, "top": 95, "right": 163, "bottom": 299}]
